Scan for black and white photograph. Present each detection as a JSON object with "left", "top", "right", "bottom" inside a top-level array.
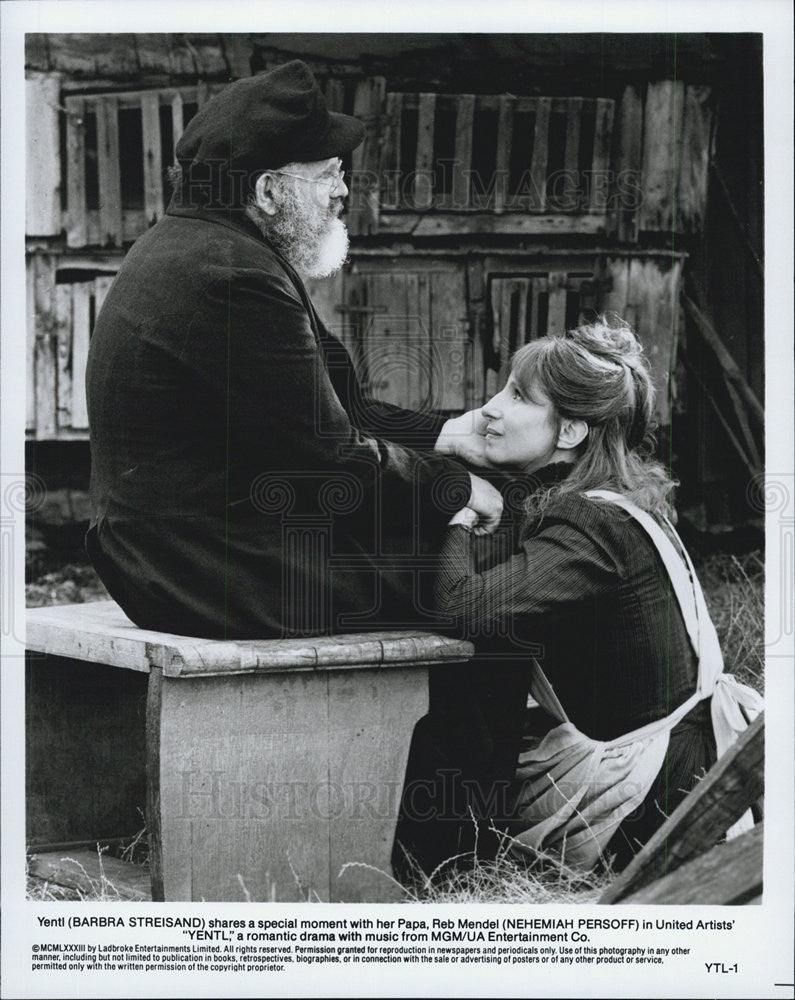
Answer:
[{"left": 2, "top": 3, "right": 793, "bottom": 999}]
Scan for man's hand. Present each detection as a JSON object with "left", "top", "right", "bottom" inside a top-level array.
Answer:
[
  {"left": 435, "top": 408, "right": 495, "bottom": 468},
  {"left": 464, "top": 473, "right": 503, "bottom": 535},
  {"left": 448, "top": 506, "right": 480, "bottom": 530}
]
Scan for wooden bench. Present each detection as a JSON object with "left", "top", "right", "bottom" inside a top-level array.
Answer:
[{"left": 26, "top": 600, "right": 473, "bottom": 903}]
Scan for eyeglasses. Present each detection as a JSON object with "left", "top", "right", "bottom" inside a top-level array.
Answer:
[{"left": 270, "top": 169, "right": 346, "bottom": 194}]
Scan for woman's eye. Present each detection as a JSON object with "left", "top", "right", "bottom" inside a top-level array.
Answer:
[{"left": 511, "top": 387, "right": 523, "bottom": 400}]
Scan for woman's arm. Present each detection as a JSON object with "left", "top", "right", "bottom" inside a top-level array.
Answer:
[{"left": 434, "top": 512, "right": 620, "bottom": 639}]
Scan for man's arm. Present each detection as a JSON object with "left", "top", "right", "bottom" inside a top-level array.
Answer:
[
  {"left": 316, "top": 323, "right": 456, "bottom": 450},
  {"left": 191, "top": 268, "right": 502, "bottom": 532}
]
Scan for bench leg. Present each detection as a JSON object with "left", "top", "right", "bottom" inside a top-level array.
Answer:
[{"left": 146, "top": 665, "right": 428, "bottom": 902}]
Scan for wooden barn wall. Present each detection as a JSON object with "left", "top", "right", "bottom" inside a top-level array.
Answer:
[
  {"left": 674, "top": 39, "right": 764, "bottom": 525},
  {"left": 23, "top": 34, "right": 763, "bottom": 527}
]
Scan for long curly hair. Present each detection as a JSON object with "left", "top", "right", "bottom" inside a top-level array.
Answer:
[{"left": 511, "top": 315, "right": 677, "bottom": 521}]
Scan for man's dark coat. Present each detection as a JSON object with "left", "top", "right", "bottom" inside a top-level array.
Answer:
[{"left": 86, "top": 203, "right": 469, "bottom": 638}]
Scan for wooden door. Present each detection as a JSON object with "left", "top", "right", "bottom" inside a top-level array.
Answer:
[{"left": 341, "top": 262, "right": 474, "bottom": 414}]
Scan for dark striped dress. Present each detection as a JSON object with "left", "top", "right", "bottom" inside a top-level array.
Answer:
[{"left": 392, "top": 464, "right": 717, "bottom": 877}]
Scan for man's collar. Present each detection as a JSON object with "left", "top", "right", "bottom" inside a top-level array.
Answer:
[{"left": 166, "top": 197, "right": 268, "bottom": 246}]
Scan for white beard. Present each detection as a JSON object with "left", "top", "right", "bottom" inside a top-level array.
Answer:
[{"left": 249, "top": 178, "right": 350, "bottom": 279}]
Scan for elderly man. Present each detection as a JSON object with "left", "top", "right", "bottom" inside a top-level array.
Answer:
[{"left": 86, "top": 61, "right": 500, "bottom": 639}]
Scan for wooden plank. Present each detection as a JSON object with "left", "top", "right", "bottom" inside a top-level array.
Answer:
[
  {"left": 196, "top": 80, "right": 211, "bottom": 109},
  {"left": 430, "top": 269, "right": 469, "bottom": 411},
  {"left": 489, "top": 278, "right": 503, "bottom": 360},
  {"left": 683, "top": 293, "right": 764, "bottom": 427},
  {"left": 617, "top": 822, "right": 763, "bottom": 907},
  {"left": 408, "top": 271, "right": 432, "bottom": 410},
  {"left": 600, "top": 713, "right": 764, "bottom": 904},
  {"left": 93, "top": 274, "right": 116, "bottom": 318},
  {"left": 380, "top": 92, "right": 402, "bottom": 210},
  {"left": 26, "top": 259, "right": 37, "bottom": 431},
  {"left": 563, "top": 97, "right": 582, "bottom": 212},
  {"left": 465, "top": 258, "right": 486, "bottom": 408},
  {"left": 378, "top": 211, "right": 607, "bottom": 237},
  {"left": 413, "top": 92, "right": 436, "bottom": 211},
  {"left": 677, "top": 85, "right": 712, "bottom": 234},
  {"left": 26, "top": 600, "right": 473, "bottom": 677},
  {"left": 723, "top": 376, "right": 763, "bottom": 472},
  {"left": 615, "top": 86, "right": 643, "bottom": 242},
  {"left": 589, "top": 98, "right": 615, "bottom": 212},
  {"left": 349, "top": 77, "right": 386, "bottom": 235},
  {"left": 65, "top": 97, "right": 87, "bottom": 248},
  {"left": 682, "top": 354, "right": 760, "bottom": 480},
  {"left": 227, "top": 36, "right": 254, "bottom": 80},
  {"left": 70, "top": 282, "right": 91, "bottom": 429},
  {"left": 156, "top": 669, "right": 328, "bottom": 901},
  {"left": 529, "top": 97, "right": 551, "bottom": 211},
  {"left": 170, "top": 92, "right": 184, "bottom": 150},
  {"left": 141, "top": 91, "right": 164, "bottom": 226},
  {"left": 625, "top": 257, "right": 682, "bottom": 425},
  {"left": 515, "top": 96, "right": 601, "bottom": 115},
  {"left": 27, "top": 850, "right": 151, "bottom": 902},
  {"left": 529, "top": 277, "right": 544, "bottom": 338},
  {"left": 327, "top": 666, "right": 429, "bottom": 902},
  {"left": 33, "top": 255, "right": 57, "bottom": 439},
  {"left": 362, "top": 271, "right": 428, "bottom": 410},
  {"left": 54, "top": 285, "right": 73, "bottom": 429},
  {"left": 602, "top": 256, "right": 630, "bottom": 317},
  {"left": 499, "top": 278, "right": 514, "bottom": 379},
  {"left": 26, "top": 73, "right": 62, "bottom": 236},
  {"left": 639, "top": 80, "right": 685, "bottom": 233},
  {"left": 95, "top": 96, "right": 122, "bottom": 247},
  {"left": 146, "top": 668, "right": 164, "bottom": 900},
  {"left": 324, "top": 77, "right": 345, "bottom": 112},
  {"left": 453, "top": 95, "right": 475, "bottom": 211},
  {"left": 514, "top": 278, "right": 530, "bottom": 348},
  {"left": 76, "top": 86, "right": 198, "bottom": 110},
  {"left": 121, "top": 208, "right": 148, "bottom": 243},
  {"left": 84, "top": 209, "right": 100, "bottom": 247},
  {"left": 546, "top": 270, "right": 568, "bottom": 335},
  {"left": 494, "top": 95, "right": 515, "bottom": 214}
]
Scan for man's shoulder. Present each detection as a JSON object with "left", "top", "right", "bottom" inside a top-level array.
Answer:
[
  {"left": 145, "top": 211, "right": 281, "bottom": 268},
  {"left": 121, "top": 212, "right": 301, "bottom": 302}
]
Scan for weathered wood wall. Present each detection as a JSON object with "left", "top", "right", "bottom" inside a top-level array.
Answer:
[{"left": 29, "top": 29, "right": 752, "bottom": 524}]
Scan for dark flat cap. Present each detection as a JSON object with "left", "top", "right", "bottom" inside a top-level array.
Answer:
[{"left": 175, "top": 60, "right": 365, "bottom": 174}]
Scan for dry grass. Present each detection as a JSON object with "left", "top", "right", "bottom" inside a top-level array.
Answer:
[
  {"left": 391, "top": 841, "right": 611, "bottom": 905},
  {"left": 27, "top": 849, "right": 129, "bottom": 902},
  {"left": 26, "top": 822, "right": 149, "bottom": 901},
  {"left": 697, "top": 550, "right": 764, "bottom": 693}
]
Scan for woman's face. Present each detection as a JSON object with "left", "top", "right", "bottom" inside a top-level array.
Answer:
[{"left": 481, "top": 374, "right": 562, "bottom": 473}]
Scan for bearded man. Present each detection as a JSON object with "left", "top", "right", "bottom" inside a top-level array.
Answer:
[{"left": 86, "top": 61, "right": 501, "bottom": 639}]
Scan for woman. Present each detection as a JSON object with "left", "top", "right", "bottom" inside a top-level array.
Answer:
[{"left": 393, "top": 316, "right": 760, "bottom": 878}]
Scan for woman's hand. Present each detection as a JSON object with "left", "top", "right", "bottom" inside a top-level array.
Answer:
[
  {"left": 434, "top": 408, "right": 495, "bottom": 467},
  {"left": 464, "top": 473, "right": 503, "bottom": 534}
]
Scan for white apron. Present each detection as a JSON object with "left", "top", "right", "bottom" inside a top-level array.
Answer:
[{"left": 511, "top": 490, "right": 763, "bottom": 869}]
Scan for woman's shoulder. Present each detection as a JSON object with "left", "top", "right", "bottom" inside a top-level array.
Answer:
[
  {"left": 534, "top": 490, "right": 636, "bottom": 532},
  {"left": 522, "top": 490, "right": 652, "bottom": 575}
]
